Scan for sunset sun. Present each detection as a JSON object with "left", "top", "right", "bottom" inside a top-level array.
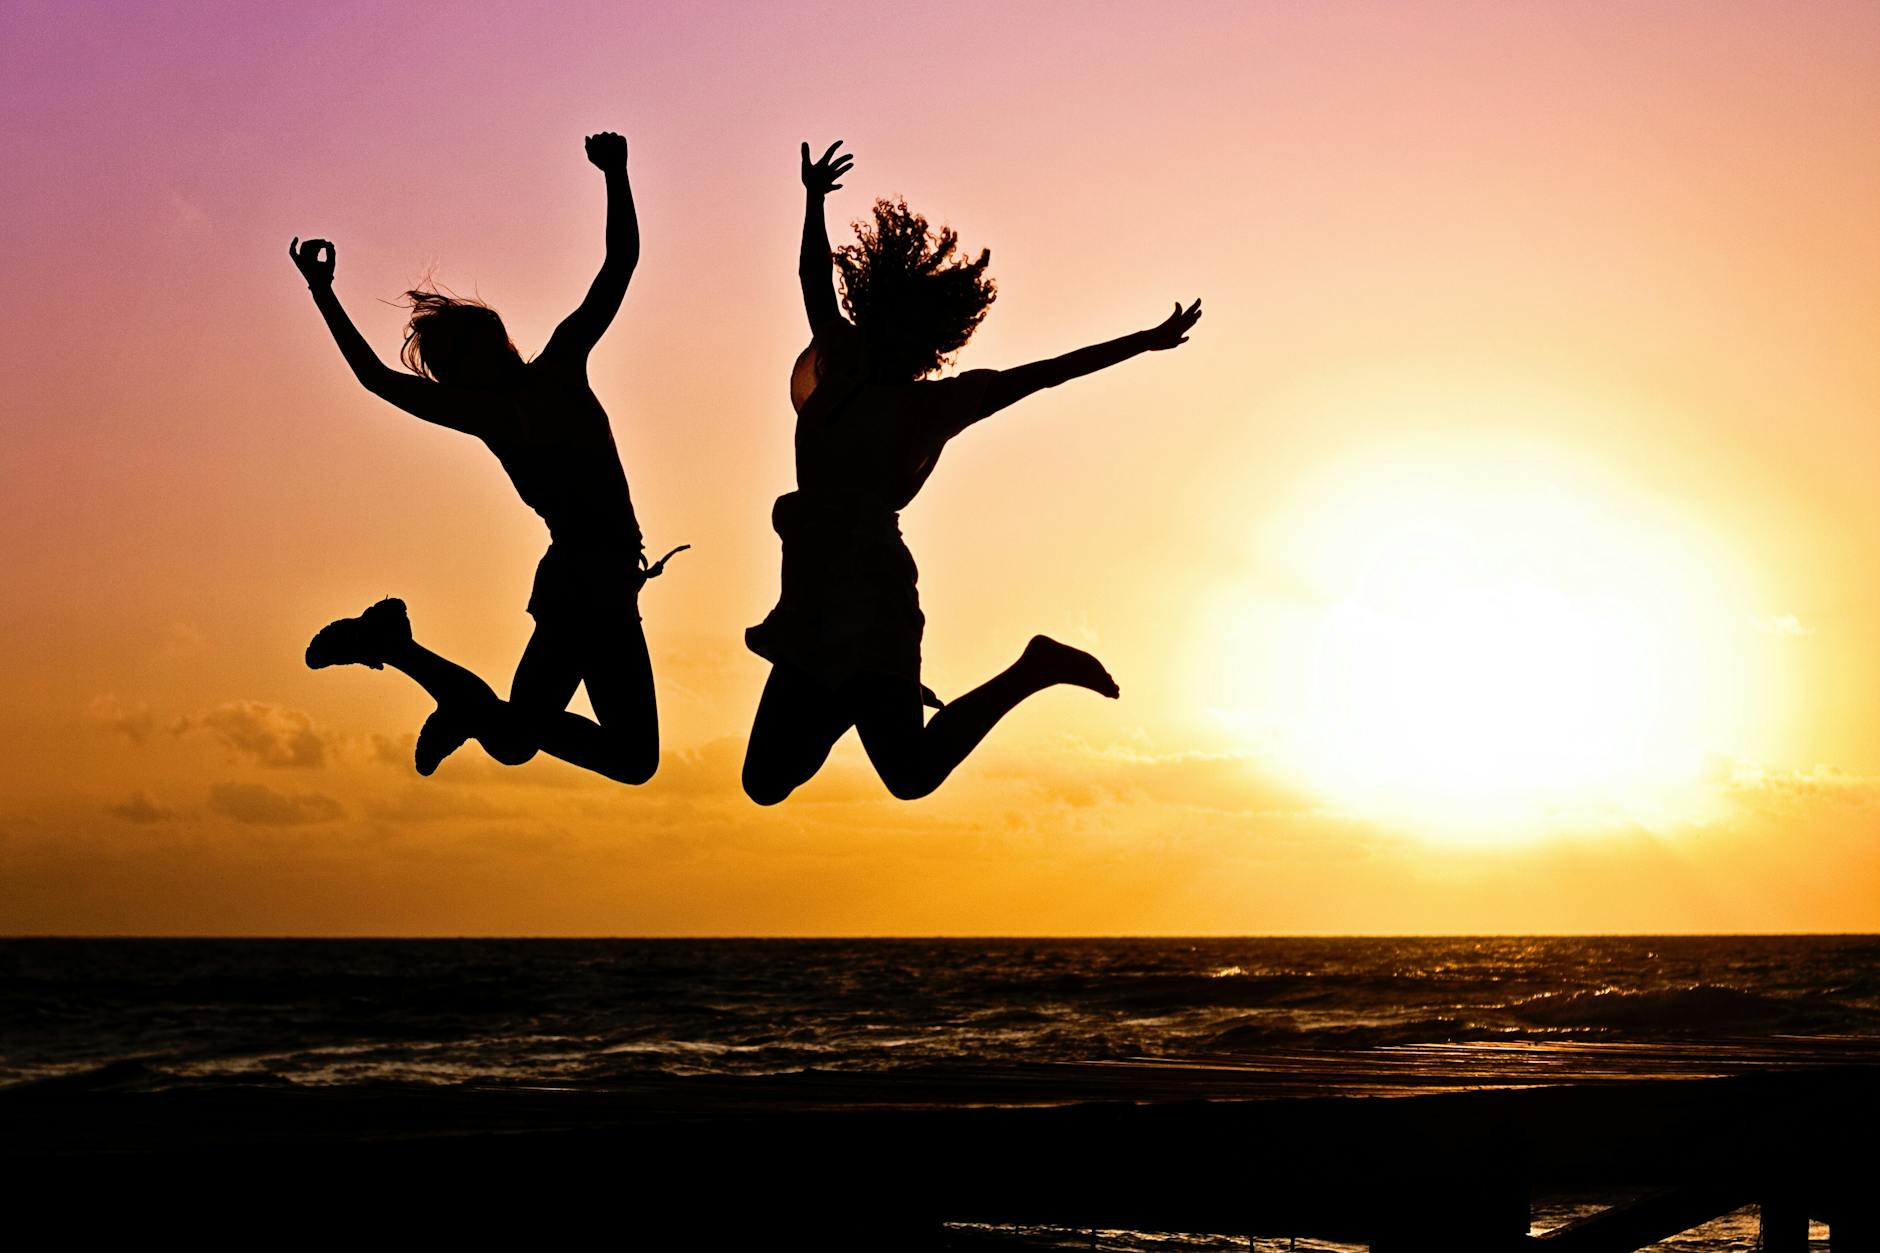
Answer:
[{"left": 1249, "top": 445, "right": 1762, "bottom": 842}]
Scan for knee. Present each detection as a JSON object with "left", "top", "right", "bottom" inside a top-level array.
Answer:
[
  {"left": 880, "top": 768, "right": 939, "bottom": 803},
  {"left": 479, "top": 728, "right": 539, "bottom": 767},
  {"left": 742, "top": 765, "right": 795, "bottom": 807},
  {"left": 485, "top": 739, "right": 539, "bottom": 768},
  {"left": 603, "top": 750, "right": 658, "bottom": 787}
]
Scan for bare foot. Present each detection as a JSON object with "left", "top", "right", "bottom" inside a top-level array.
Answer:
[{"left": 1020, "top": 635, "right": 1120, "bottom": 698}]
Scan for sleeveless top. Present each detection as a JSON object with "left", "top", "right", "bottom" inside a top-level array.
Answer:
[
  {"left": 746, "top": 325, "right": 996, "bottom": 695},
  {"left": 479, "top": 358, "right": 644, "bottom": 561}
]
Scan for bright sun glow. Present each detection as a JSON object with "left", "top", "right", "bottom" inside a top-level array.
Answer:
[{"left": 1222, "top": 443, "right": 1766, "bottom": 844}]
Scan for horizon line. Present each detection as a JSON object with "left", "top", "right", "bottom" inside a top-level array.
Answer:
[{"left": 5, "top": 931, "right": 1876, "bottom": 942}]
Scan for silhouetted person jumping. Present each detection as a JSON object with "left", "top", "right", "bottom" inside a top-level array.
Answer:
[
  {"left": 289, "top": 131, "right": 680, "bottom": 784},
  {"left": 742, "top": 141, "right": 1201, "bottom": 804}
]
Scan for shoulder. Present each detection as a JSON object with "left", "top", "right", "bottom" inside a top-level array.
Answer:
[
  {"left": 791, "top": 320, "right": 867, "bottom": 414},
  {"left": 527, "top": 347, "right": 585, "bottom": 381}
]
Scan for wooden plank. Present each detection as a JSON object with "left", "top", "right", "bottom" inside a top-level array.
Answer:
[
  {"left": 1762, "top": 1194, "right": 1810, "bottom": 1253},
  {"left": 1531, "top": 1185, "right": 1749, "bottom": 1253}
]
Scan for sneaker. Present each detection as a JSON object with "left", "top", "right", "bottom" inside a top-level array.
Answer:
[
  {"left": 414, "top": 705, "right": 473, "bottom": 776},
  {"left": 305, "top": 597, "right": 411, "bottom": 670}
]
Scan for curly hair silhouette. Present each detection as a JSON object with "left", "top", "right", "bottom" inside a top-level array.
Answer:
[{"left": 834, "top": 198, "right": 996, "bottom": 383}]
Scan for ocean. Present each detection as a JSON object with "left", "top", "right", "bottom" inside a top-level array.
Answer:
[{"left": 4, "top": 934, "right": 1874, "bottom": 1249}]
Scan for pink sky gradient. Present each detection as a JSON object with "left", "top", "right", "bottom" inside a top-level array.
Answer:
[{"left": 4, "top": 1, "right": 1879, "bottom": 933}]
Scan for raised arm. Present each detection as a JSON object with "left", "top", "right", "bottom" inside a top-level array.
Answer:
[
  {"left": 288, "top": 237, "right": 485, "bottom": 435},
  {"left": 542, "top": 131, "right": 639, "bottom": 364},
  {"left": 973, "top": 299, "right": 1203, "bottom": 425},
  {"left": 799, "top": 140, "right": 853, "bottom": 331}
]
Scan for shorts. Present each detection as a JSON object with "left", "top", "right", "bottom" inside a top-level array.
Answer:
[
  {"left": 527, "top": 542, "right": 645, "bottom": 627},
  {"left": 745, "top": 493, "right": 943, "bottom": 705}
]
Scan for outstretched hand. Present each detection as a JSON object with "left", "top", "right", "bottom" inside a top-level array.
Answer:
[
  {"left": 585, "top": 131, "right": 627, "bottom": 171},
  {"left": 1142, "top": 299, "right": 1203, "bottom": 350},
  {"left": 801, "top": 140, "right": 853, "bottom": 196},
  {"left": 289, "top": 237, "right": 335, "bottom": 288}
]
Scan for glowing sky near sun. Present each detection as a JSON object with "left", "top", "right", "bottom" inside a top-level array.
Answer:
[{"left": 3, "top": 0, "right": 1880, "bottom": 934}]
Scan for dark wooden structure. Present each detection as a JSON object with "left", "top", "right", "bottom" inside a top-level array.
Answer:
[{"left": 6, "top": 1040, "right": 1876, "bottom": 1249}]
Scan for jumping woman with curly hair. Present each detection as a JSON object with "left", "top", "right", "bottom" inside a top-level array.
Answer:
[
  {"left": 288, "top": 132, "right": 682, "bottom": 785},
  {"left": 742, "top": 140, "right": 1202, "bottom": 804}
]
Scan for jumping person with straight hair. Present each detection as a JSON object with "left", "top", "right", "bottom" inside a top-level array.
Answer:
[
  {"left": 289, "top": 131, "right": 681, "bottom": 784},
  {"left": 742, "top": 140, "right": 1201, "bottom": 804}
]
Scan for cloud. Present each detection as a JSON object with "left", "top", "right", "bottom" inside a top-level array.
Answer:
[
  {"left": 992, "top": 741, "right": 1329, "bottom": 817},
  {"left": 209, "top": 783, "right": 344, "bottom": 826},
  {"left": 1752, "top": 614, "right": 1813, "bottom": 637},
  {"left": 178, "top": 701, "right": 331, "bottom": 768},
  {"left": 106, "top": 792, "right": 176, "bottom": 824},
  {"left": 364, "top": 787, "right": 519, "bottom": 823},
  {"left": 369, "top": 732, "right": 416, "bottom": 769},
  {"left": 649, "top": 736, "right": 748, "bottom": 797},
  {"left": 413, "top": 746, "right": 598, "bottom": 790},
  {"left": 88, "top": 695, "right": 154, "bottom": 745},
  {"left": 1723, "top": 763, "right": 1880, "bottom": 811}
]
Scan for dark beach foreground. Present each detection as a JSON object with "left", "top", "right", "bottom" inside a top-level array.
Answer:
[
  {"left": 5, "top": 938, "right": 1879, "bottom": 1248},
  {"left": 6, "top": 1041, "right": 1879, "bottom": 1249}
]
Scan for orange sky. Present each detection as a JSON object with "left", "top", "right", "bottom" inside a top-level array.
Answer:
[{"left": 4, "top": 1, "right": 1879, "bottom": 935}]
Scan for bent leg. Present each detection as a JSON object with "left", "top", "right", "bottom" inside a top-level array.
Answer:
[
  {"left": 382, "top": 638, "right": 501, "bottom": 711},
  {"left": 511, "top": 612, "right": 660, "bottom": 786},
  {"left": 854, "top": 636, "right": 1118, "bottom": 801},
  {"left": 309, "top": 597, "right": 633, "bottom": 780},
  {"left": 377, "top": 637, "right": 519, "bottom": 777},
  {"left": 741, "top": 664, "right": 856, "bottom": 805},
  {"left": 468, "top": 621, "right": 581, "bottom": 770}
]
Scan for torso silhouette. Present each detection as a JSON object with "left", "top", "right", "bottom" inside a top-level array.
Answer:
[
  {"left": 747, "top": 329, "right": 996, "bottom": 695},
  {"left": 476, "top": 356, "right": 641, "bottom": 558}
]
